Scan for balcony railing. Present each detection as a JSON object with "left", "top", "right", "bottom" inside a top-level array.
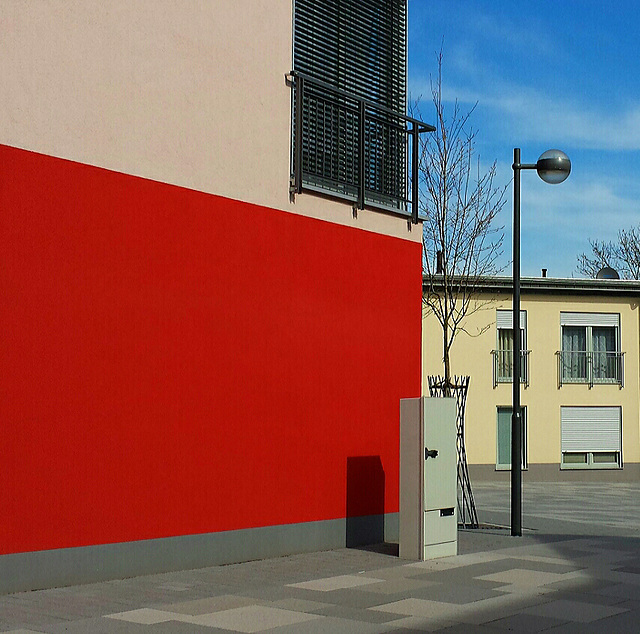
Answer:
[
  {"left": 288, "top": 71, "right": 435, "bottom": 223},
  {"left": 491, "top": 350, "right": 531, "bottom": 388},
  {"left": 556, "top": 350, "right": 625, "bottom": 388}
]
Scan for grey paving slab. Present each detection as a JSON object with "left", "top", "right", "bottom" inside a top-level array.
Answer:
[
  {"left": 545, "top": 612, "right": 640, "bottom": 634},
  {"left": 183, "top": 605, "right": 323, "bottom": 631},
  {"left": 0, "top": 604, "right": 69, "bottom": 631},
  {"left": 434, "top": 624, "right": 507, "bottom": 633},
  {"left": 596, "top": 581, "right": 640, "bottom": 600},
  {"left": 162, "top": 594, "right": 266, "bottom": 615},
  {"left": 521, "top": 598, "right": 629, "bottom": 622},
  {"left": 267, "top": 597, "right": 335, "bottom": 613},
  {"left": 299, "top": 587, "right": 396, "bottom": 610},
  {"left": 484, "top": 612, "right": 570, "bottom": 631},
  {"left": 551, "top": 589, "right": 630, "bottom": 607},
  {"left": 355, "top": 577, "right": 438, "bottom": 595},
  {"left": 371, "top": 613, "right": 459, "bottom": 632},
  {"left": 142, "top": 623, "right": 229, "bottom": 633},
  {"left": 268, "top": 615, "right": 397, "bottom": 634},
  {"left": 43, "top": 617, "right": 163, "bottom": 633},
  {"left": 311, "top": 602, "right": 407, "bottom": 624},
  {"left": 287, "top": 573, "right": 385, "bottom": 591},
  {"left": 236, "top": 585, "right": 303, "bottom": 602},
  {"left": 410, "top": 583, "right": 507, "bottom": 605},
  {"left": 4, "top": 593, "right": 110, "bottom": 620}
]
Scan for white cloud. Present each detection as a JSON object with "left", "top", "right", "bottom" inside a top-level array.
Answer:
[
  {"left": 486, "top": 88, "right": 640, "bottom": 151},
  {"left": 513, "top": 175, "right": 640, "bottom": 236},
  {"left": 494, "top": 167, "right": 640, "bottom": 276},
  {"left": 410, "top": 57, "right": 640, "bottom": 152}
]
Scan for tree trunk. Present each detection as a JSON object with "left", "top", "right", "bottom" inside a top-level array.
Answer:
[{"left": 443, "top": 319, "right": 451, "bottom": 396}]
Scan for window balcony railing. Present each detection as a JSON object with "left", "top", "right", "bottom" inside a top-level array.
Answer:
[
  {"left": 288, "top": 71, "right": 435, "bottom": 223},
  {"left": 491, "top": 350, "right": 530, "bottom": 388},
  {"left": 556, "top": 350, "right": 625, "bottom": 388}
]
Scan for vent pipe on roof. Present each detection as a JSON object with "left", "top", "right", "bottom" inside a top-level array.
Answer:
[
  {"left": 541, "top": 268, "right": 547, "bottom": 277},
  {"left": 436, "top": 250, "right": 444, "bottom": 274}
]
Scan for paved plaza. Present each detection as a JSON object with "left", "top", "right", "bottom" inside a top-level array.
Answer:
[{"left": 2, "top": 482, "right": 640, "bottom": 633}]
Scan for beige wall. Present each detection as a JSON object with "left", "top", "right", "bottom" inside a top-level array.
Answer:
[
  {"left": 422, "top": 290, "right": 640, "bottom": 476},
  {"left": 0, "top": 0, "right": 419, "bottom": 243}
]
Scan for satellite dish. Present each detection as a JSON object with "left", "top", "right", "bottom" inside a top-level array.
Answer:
[{"left": 596, "top": 266, "right": 620, "bottom": 280}]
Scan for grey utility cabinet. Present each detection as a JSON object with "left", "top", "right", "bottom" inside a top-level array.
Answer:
[{"left": 399, "top": 397, "right": 458, "bottom": 560}]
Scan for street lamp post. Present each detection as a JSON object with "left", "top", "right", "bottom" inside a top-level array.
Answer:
[{"left": 511, "top": 148, "right": 571, "bottom": 537}]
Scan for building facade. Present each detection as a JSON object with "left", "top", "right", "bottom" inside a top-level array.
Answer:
[
  {"left": 422, "top": 277, "right": 640, "bottom": 481},
  {"left": 1, "top": 0, "right": 428, "bottom": 593}
]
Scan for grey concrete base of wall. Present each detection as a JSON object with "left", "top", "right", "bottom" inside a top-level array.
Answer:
[
  {"left": 470, "top": 463, "right": 640, "bottom": 482},
  {"left": 0, "top": 513, "right": 399, "bottom": 595}
]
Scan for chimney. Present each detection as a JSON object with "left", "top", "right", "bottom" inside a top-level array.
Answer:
[
  {"left": 436, "top": 250, "right": 444, "bottom": 274},
  {"left": 541, "top": 268, "right": 547, "bottom": 278}
]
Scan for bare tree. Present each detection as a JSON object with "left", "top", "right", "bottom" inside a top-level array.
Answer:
[
  {"left": 576, "top": 240, "right": 618, "bottom": 278},
  {"left": 415, "top": 51, "right": 508, "bottom": 391},
  {"left": 576, "top": 226, "right": 640, "bottom": 279}
]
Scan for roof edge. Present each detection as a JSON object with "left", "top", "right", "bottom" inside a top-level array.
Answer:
[{"left": 423, "top": 275, "right": 640, "bottom": 297}]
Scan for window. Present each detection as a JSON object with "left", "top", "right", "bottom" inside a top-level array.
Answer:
[
  {"left": 291, "top": 0, "right": 426, "bottom": 214},
  {"left": 561, "top": 406, "right": 622, "bottom": 469},
  {"left": 558, "top": 313, "right": 623, "bottom": 387},
  {"left": 496, "top": 407, "right": 527, "bottom": 470},
  {"left": 492, "top": 310, "right": 529, "bottom": 387}
]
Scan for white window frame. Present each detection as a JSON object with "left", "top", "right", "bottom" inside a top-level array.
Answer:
[
  {"left": 558, "top": 312, "right": 623, "bottom": 388},
  {"left": 493, "top": 310, "right": 529, "bottom": 388},
  {"left": 496, "top": 406, "right": 527, "bottom": 470},
  {"left": 560, "top": 406, "right": 622, "bottom": 469}
]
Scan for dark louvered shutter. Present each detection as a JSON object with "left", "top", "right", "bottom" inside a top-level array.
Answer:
[{"left": 293, "top": 0, "right": 407, "bottom": 209}]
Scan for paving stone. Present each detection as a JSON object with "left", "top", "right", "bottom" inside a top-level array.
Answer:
[
  {"left": 521, "top": 598, "right": 629, "bottom": 623},
  {"left": 615, "top": 565, "right": 640, "bottom": 574},
  {"left": 413, "top": 582, "right": 509, "bottom": 605},
  {"left": 287, "top": 574, "right": 385, "bottom": 591},
  {"left": 315, "top": 602, "right": 408, "bottom": 624},
  {"left": 183, "top": 605, "right": 323, "bottom": 632},
  {"left": 144, "top": 623, "right": 227, "bottom": 633},
  {"left": 269, "top": 615, "right": 396, "bottom": 634},
  {"left": 237, "top": 585, "right": 303, "bottom": 602},
  {"left": 487, "top": 612, "right": 570, "bottom": 631},
  {"left": 436, "top": 623, "right": 515, "bottom": 633},
  {"left": 267, "top": 597, "right": 335, "bottom": 613},
  {"left": 44, "top": 616, "right": 161, "bottom": 633},
  {"left": 162, "top": 594, "right": 264, "bottom": 615},
  {"left": 373, "top": 614, "right": 459, "bottom": 632},
  {"left": 476, "top": 568, "right": 575, "bottom": 589},
  {"left": 551, "top": 589, "right": 632, "bottom": 606},
  {"left": 105, "top": 608, "right": 179, "bottom": 625},
  {"left": 354, "top": 577, "right": 438, "bottom": 595}
]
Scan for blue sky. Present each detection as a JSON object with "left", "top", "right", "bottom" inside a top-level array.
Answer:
[{"left": 408, "top": 0, "right": 640, "bottom": 278}]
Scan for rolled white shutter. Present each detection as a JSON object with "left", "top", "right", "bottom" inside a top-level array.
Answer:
[
  {"left": 497, "top": 310, "right": 526, "bottom": 330},
  {"left": 560, "top": 312, "right": 619, "bottom": 327},
  {"left": 561, "top": 406, "right": 621, "bottom": 452}
]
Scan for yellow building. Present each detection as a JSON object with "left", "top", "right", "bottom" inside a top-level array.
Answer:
[{"left": 422, "top": 276, "right": 640, "bottom": 481}]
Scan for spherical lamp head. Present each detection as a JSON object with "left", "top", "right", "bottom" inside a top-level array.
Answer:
[{"left": 536, "top": 149, "right": 571, "bottom": 184}]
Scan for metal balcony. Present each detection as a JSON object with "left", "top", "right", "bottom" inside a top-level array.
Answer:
[
  {"left": 491, "top": 349, "right": 531, "bottom": 388},
  {"left": 556, "top": 350, "right": 625, "bottom": 388},
  {"left": 289, "top": 71, "right": 434, "bottom": 223}
]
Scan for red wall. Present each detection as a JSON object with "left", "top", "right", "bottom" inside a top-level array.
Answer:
[{"left": 0, "top": 144, "right": 422, "bottom": 555}]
